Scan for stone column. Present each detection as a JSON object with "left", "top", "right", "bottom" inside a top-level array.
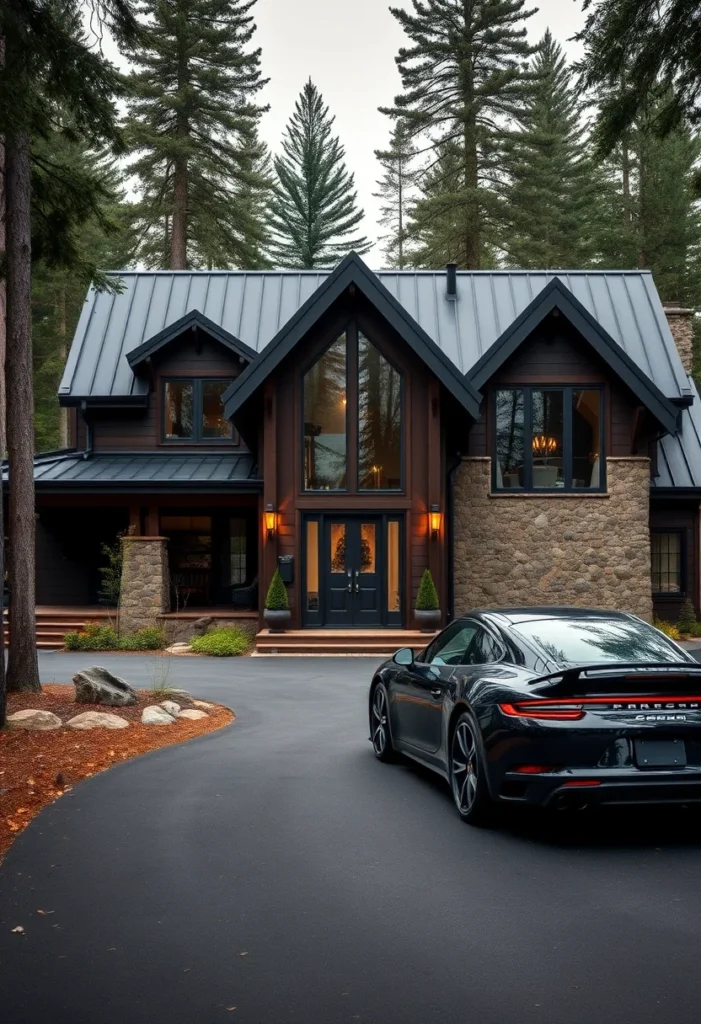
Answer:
[
  {"left": 119, "top": 536, "right": 169, "bottom": 634},
  {"left": 663, "top": 306, "right": 694, "bottom": 374}
]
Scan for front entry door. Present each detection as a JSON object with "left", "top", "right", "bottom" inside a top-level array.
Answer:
[{"left": 324, "top": 518, "right": 382, "bottom": 627}]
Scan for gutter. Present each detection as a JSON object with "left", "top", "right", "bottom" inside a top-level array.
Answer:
[{"left": 446, "top": 453, "right": 463, "bottom": 623}]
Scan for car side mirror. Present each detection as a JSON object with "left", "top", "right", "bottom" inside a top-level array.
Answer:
[{"left": 393, "top": 647, "right": 414, "bottom": 666}]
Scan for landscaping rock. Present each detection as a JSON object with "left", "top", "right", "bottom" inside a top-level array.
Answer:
[
  {"left": 141, "top": 705, "right": 176, "bottom": 725},
  {"left": 192, "top": 616, "right": 214, "bottom": 636},
  {"left": 165, "top": 645, "right": 193, "bottom": 655},
  {"left": 169, "top": 689, "right": 191, "bottom": 697},
  {"left": 160, "top": 700, "right": 181, "bottom": 717},
  {"left": 73, "top": 666, "right": 137, "bottom": 707},
  {"left": 177, "top": 709, "right": 209, "bottom": 721},
  {"left": 191, "top": 700, "right": 216, "bottom": 710},
  {"left": 7, "top": 710, "right": 62, "bottom": 731},
  {"left": 67, "top": 712, "right": 130, "bottom": 730}
]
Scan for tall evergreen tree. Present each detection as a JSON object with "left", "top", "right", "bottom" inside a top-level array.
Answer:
[
  {"left": 383, "top": 0, "right": 536, "bottom": 269},
  {"left": 124, "top": 0, "right": 269, "bottom": 270},
  {"left": 270, "top": 79, "right": 371, "bottom": 269},
  {"left": 500, "top": 31, "right": 602, "bottom": 269},
  {"left": 374, "top": 121, "right": 417, "bottom": 269}
]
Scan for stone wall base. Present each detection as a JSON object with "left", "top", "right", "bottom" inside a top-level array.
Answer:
[
  {"left": 453, "top": 457, "right": 653, "bottom": 620},
  {"left": 119, "top": 536, "right": 170, "bottom": 634}
]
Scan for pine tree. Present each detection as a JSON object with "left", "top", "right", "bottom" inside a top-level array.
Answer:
[
  {"left": 500, "top": 32, "right": 602, "bottom": 269},
  {"left": 270, "top": 79, "right": 371, "bottom": 269},
  {"left": 383, "top": 0, "right": 536, "bottom": 269},
  {"left": 374, "top": 121, "right": 417, "bottom": 269},
  {"left": 124, "top": 0, "right": 269, "bottom": 270}
]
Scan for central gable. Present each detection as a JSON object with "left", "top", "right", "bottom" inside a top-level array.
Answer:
[{"left": 222, "top": 253, "right": 482, "bottom": 421}]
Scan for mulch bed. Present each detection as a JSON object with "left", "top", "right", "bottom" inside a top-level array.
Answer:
[{"left": 0, "top": 685, "right": 234, "bottom": 862}]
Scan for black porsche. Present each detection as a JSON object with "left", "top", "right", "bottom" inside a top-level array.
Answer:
[{"left": 368, "top": 607, "right": 701, "bottom": 824}]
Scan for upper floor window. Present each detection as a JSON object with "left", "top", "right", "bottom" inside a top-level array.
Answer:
[
  {"left": 303, "top": 325, "right": 404, "bottom": 492},
  {"left": 163, "top": 379, "right": 235, "bottom": 443},
  {"left": 494, "top": 386, "right": 604, "bottom": 492}
]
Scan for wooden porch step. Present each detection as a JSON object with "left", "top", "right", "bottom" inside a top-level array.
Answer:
[{"left": 255, "top": 628, "right": 435, "bottom": 656}]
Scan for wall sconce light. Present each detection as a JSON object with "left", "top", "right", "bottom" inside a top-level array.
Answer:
[
  {"left": 264, "top": 503, "right": 277, "bottom": 539},
  {"left": 430, "top": 504, "right": 441, "bottom": 537}
]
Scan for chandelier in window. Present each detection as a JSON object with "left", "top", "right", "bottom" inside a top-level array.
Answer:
[{"left": 532, "top": 435, "right": 559, "bottom": 456}]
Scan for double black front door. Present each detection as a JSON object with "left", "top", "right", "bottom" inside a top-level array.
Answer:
[{"left": 303, "top": 514, "right": 403, "bottom": 627}]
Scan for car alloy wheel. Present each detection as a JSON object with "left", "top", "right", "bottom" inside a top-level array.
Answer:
[
  {"left": 450, "top": 713, "right": 491, "bottom": 825},
  {"left": 371, "top": 683, "right": 395, "bottom": 762}
]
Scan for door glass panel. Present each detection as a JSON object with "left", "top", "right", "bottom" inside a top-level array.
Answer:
[
  {"left": 358, "top": 332, "right": 402, "bottom": 490},
  {"left": 330, "top": 523, "right": 346, "bottom": 573},
  {"left": 229, "top": 517, "right": 246, "bottom": 585},
  {"left": 306, "top": 521, "right": 320, "bottom": 610},
  {"left": 387, "top": 520, "right": 400, "bottom": 612},
  {"left": 532, "top": 390, "right": 564, "bottom": 488},
  {"left": 360, "top": 523, "right": 376, "bottom": 573},
  {"left": 572, "top": 389, "right": 601, "bottom": 489},
  {"left": 304, "top": 333, "right": 347, "bottom": 490}
]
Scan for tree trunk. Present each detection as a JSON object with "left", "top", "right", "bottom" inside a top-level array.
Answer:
[
  {"left": 462, "top": 3, "right": 480, "bottom": 270},
  {"left": 0, "top": 35, "right": 7, "bottom": 725},
  {"left": 171, "top": 154, "right": 188, "bottom": 269},
  {"left": 5, "top": 129, "right": 40, "bottom": 693}
]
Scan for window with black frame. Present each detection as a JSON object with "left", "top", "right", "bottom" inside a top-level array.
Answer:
[
  {"left": 651, "top": 531, "right": 684, "bottom": 595},
  {"left": 493, "top": 386, "right": 604, "bottom": 492},
  {"left": 163, "top": 379, "right": 236, "bottom": 443}
]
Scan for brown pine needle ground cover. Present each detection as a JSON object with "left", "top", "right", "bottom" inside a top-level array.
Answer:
[{"left": 0, "top": 685, "right": 234, "bottom": 861}]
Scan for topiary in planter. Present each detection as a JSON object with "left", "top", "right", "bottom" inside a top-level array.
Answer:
[
  {"left": 264, "top": 568, "right": 291, "bottom": 632},
  {"left": 415, "top": 569, "right": 440, "bottom": 632}
]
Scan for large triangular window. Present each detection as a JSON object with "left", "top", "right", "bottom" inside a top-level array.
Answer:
[{"left": 302, "top": 325, "right": 404, "bottom": 492}]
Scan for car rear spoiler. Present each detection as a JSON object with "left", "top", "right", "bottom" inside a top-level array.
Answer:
[{"left": 528, "top": 662, "right": 701, "bottom": 698}]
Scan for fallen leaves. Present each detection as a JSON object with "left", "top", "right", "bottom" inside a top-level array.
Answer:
[{"left": 1, "top": 685, "right": 234, "bottom": 860}]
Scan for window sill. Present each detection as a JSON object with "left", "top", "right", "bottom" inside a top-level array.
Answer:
[{"left": 489, "top": 491, "right": 610, "bottom": 499}]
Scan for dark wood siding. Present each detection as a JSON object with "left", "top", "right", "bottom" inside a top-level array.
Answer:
[
  {"left": 87, "top": 334, "right": 248, "bottom": 453},
  {"left": 650, "top": 500, "right": 699, "bottom": 621},
  {"left": 36, "top": 505, "right": 129, "bottom": 605}
]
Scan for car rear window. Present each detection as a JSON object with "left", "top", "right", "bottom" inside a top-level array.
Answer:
[{"left": 512, "top": 617, "right": 691, "bottom": 666}]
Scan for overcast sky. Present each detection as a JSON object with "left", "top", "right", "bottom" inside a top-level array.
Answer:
[{"left": 108, "top": 0, "right": 588, "bottom": 267}]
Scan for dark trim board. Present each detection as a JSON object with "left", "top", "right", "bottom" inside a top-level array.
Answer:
[
  {"left": 467, "top": 278, "right": 680, "bottom": 434},
  {"left": 223, "top": 252, "right": 482, "bottom": 422}
]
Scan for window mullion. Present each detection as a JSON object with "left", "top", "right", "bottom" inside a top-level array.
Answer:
[
  {"left": 524, "top": 388, "right": 532, "bottom": 490},
  {"left": 563, "top": 387, "right": 573, "bottom": 490},
  {"left": 347, "top": 322, "right": 359, "bottom": 492}
]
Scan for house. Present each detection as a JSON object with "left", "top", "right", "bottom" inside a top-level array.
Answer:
[{"left": 15, "top": 252, "right": 701, "bottom": 650}]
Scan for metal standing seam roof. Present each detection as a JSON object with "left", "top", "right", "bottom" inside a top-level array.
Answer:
[
  {"left": 654, "top": 378, "right": 701, "bottom": 490},
  {"left": 3, "top": 452, "right": 261, "bottom": 488},
  {"left": 59, "top": 267, "right": 691, "bottom": 403}
]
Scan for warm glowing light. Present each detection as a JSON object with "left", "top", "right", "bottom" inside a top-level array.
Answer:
[
  {"left": 264, "top": 504, "right": 277, "bottom": 538},
  {"left": 429, "top": 504, "right": 441, "bottom": 536},
  {"left": 532, "top": 434, "right": 558, "bottom": 455}
]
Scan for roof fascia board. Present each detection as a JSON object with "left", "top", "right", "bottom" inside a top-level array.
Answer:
[
  {"left": 33, "top": 482, "right": 263, "bottom": 493},
  {"left": 223, "top": 253, "right": 482, "bottom": 420},
  {"left": 127, "top": 309, "right": 257, "bottom": 370},
  {"left": 58, "top": 395, "right": 150, "bottom": 409},
  {"left": 467, "top": 278, "right": 679, "bottom": 434}
]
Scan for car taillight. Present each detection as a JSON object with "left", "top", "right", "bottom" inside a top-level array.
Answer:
[
  {"left": 513, "top": 765, "right": 560, "bottom": 774},
  {"left": 499, "top": 701, "right": 585, "bottom": 721}
]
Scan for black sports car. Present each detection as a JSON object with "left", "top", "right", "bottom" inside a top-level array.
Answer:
[{"left": 369, "top": 607, "right": 701, "bottom": 824}]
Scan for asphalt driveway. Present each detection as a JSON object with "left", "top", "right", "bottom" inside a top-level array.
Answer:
[{"left": 2, "top": 652, "right": 701, "bottom": 1024}]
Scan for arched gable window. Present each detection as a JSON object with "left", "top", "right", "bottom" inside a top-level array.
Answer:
[{"left": 302, "top": 324, "right": 404, "bottom": 492}]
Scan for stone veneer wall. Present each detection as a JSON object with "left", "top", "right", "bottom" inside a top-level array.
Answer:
[
  {"left": 119, "top": 537, "right": 170, "bottom": 633},
  {"left": 663, "top": 307, "right": 694, "bottom": 374},
  {"left": 454, "top": 457, "right": 653, "bottom": 620}
]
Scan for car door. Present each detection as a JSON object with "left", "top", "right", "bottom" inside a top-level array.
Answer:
[{"left": 393, "top": 621, "right": 479, "bottom": 756}]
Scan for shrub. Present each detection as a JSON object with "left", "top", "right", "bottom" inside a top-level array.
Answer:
[
  {"left": 118, "top": 627, "right": 166, "bottom": 651},
  {"left": 415, "top": 569, "right": 439, "bottom": 611},
  {"left": 265, "top": 568, "right": 289, "bottom": 611},
  {"left": 190, "top": 627, "right": 251, "bottom": 657},
  {"left": 677, "top": 599, "right": 697, "bottom": 635},
  {"left": 654, "top": 619, "right": 682, "bottom": 642},
  {"left": 688, "top": 621, "right": 701, "bottom": 638},
  {"left": 64, "top": 621, "right": 119, "bottom": 651}
]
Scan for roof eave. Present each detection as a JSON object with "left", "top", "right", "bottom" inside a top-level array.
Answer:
[{"left": 126, "top": 309, "right": 257, "bottom": 371}]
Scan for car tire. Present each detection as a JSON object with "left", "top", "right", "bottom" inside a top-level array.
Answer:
[
  {"left": 370, "top": 682, "right": 396, "bottom": 762},
  {"left": 450, "top": 712, "right": 492, "bottom": 826}
]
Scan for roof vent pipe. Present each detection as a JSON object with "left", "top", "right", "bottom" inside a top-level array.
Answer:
[{"left": 446, "top": 263, "right": 457, "bottom": 299}]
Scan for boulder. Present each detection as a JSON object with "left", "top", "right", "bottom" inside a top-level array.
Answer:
[
  {"left": 169, "top": 689, "right": 191, "bottom": 697},
  {"left": 141, "top": 705, "right": 176, "bottom": 725},
  {"left": 178, "top": 709, "right": 209, "bottom": 721},
  {"left": 73, "top": 666, "right": 137, "bottom": 707},
  {"left": 165, "top": 645, "right": 193, "bottom": 655},
  {"left": 191, "top": 700, "right": 216, "bottom": 710},
  {"left": 67, "top": 712, "right": 129, "bottom": 730},
  {"left": 192, "top": 616, "right": 214, "bottom": 637},
  {"left": 160, "top": 700, "right": 181, "bottom": 717},
  {"left": 7, "top": 709, "right": 62, "bottom": 731}
]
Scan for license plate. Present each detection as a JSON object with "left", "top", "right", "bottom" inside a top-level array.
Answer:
[{"left": 634, "top": 739, "right": 687, "bottom": 768}]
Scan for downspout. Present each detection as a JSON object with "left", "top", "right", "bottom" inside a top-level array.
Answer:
[
  {"left": 81, "top": 401, "right": 93, "bottom": 459},
  {"left": 446, "top": 453, "right": 463, "bottom": 623}
]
